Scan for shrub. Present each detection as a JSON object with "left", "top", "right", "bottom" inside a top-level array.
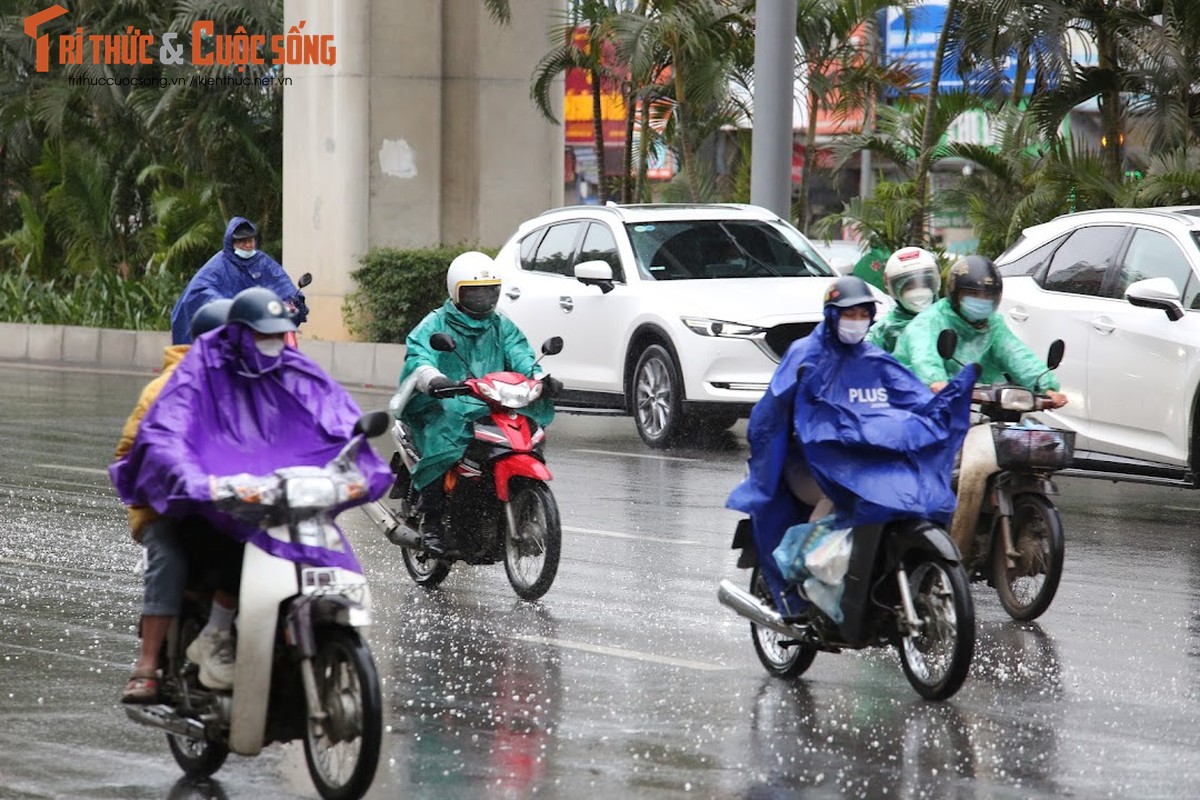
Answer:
[
  {"left": 0, "top": 261, "right": 186, "bottom": 330},
  {"left": 343, "top": 245, "right": 498, "bottom": 343}
]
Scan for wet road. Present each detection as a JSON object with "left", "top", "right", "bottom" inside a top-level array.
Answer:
[{"left": 2, "top": 363, "right": 1200, "bottom": 799}]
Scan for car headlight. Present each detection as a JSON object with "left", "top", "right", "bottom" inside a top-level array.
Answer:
[
  {"left": 681, "top": 317, "right": 764, "bottom": 338},
  {"left": 998, "top": 387, "right": 1036, "bottom": 412},
  {"left": 477, "top": 380, "right": 540, "bottom": 408},
  {"left": 285, "top": 476, "right": 338, "bottom": 509}
]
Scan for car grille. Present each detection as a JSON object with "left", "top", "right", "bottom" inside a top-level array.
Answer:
[{"left": 763, "top": 322, "right": 819, "bottom": 360}]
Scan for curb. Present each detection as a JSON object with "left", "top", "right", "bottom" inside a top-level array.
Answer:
[{"left": 0, "top": 321, "right": 406, "bottom": 392}]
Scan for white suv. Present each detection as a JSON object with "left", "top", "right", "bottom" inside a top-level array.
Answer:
[
  {"left": 493, "top": 203, "right": 851, "bottom": 447},
  {"left": 995, "top": 207, "right": 1200, "bottom": 486}
]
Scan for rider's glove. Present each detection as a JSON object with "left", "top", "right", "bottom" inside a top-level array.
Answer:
[
  {"left": 540, "top": 375, "right": 564, "bottom": 400},
  {"left": 425, "top": 375, "right": 454, "bottom": 396}
]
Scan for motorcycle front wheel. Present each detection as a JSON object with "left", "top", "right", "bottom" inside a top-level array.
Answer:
[
  {"left": 503, "top": 480, "right": 562, "bottom": 601},
  {"left": 749, "top": 567, "right": 817, "bottom": 679},
  {"left": 400, "top": 544, "right": 451, "bottom": 588},
  {"left": 991, "top": 492, "right": 1064, "bottom": 621},
  {"left": 167, "top": 730, "right": 229, "bottom": 778},
  {"left": 897, "top": 557, "right": 975, "bottom": 701},
  {"left": 303, "top": 627, "right": 383, "bottom": 800}
]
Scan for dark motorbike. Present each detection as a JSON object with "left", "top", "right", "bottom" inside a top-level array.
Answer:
[
  {"left": 719, "top": 513, "right": 976, "bottom": 700},
  {"left": 364, "top": 333, "right": 563, "bottom": 601},
  {"left": 937, "top": 331, "right": 1072, "bottom": 621},
  {"left": 124, "top": 411, "right": 390, "bottom": 800}
]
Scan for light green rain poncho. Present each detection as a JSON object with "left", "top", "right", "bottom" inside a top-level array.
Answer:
[
  {"left": 398, "top": 301, "right": 555, "bottom": 490},
  {"left": 893, "top": 298, "right": 1061, "bottom": 391}
]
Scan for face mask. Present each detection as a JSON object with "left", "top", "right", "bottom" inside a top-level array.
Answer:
[
  {"left": 901, "top": 287, "right": 934, "bottom": 313},
  {"left": 255, "top": 337, "right": 286, "bottom": 357},
  {"left": 959, "top": 297, "right": 995, "bottom": 323},
  {"left": 234, "top": 247, "right": 257, "bottom": 259},
  {"left": 837, "top": 318, "right": 870, "bottom": 345}
]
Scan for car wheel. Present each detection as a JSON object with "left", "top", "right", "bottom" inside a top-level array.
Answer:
[{"left": 632, "top": 344, "right": 685, "bottom": 448}]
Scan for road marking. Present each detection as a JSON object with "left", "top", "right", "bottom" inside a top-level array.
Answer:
[
  {"left": 33, "top": 464, "right": 110, "bottom": 476},
  {"left": 508, "top": 634, "right": 731, "bottom": 672},
  {"left": 570, "top": 448, "right": 701, "bottom": 463},
  {"left": 0, "top": 642, "right": 126, "bottom": 669},
  {"left": 1163, "top": 506, "right": 1200, "bottom": 512},
  {"left": 563, "top": 524, "right": 706, "bottom": 546}
]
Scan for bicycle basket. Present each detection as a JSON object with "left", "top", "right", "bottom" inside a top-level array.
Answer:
[{"left": 992, "top": 426, "right": 1075, "bottom": 470}]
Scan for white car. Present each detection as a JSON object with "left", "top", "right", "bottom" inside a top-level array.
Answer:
[
  {"left": 995, "top": 206, "right": 1200, "bottom": 486},
  {"left": 493, "top": 203, "right": 863, "bottom": 447}
]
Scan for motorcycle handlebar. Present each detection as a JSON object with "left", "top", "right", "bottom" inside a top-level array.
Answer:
[{"left": 430, "top": 384, "right": 471, "bottom": 399}]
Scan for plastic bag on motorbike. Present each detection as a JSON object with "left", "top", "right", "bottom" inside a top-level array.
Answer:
[{"left": 773, "top": 513, "right": 852, "bottom": 586}]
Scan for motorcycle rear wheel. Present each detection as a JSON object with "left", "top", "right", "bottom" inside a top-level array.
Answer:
[
  {"left": 303, "top": 627, "right": 382, "bottom": 800},
  {"left": 503, "top": 480, "right": 562, "bottom": 601},
  {"left": 991, "top": 493, "right": 1064, "bottom": 621},
  {"left": 401, "top": 544, "right": 451, "bottom": 588},
  {"left": 897, "top": 557, "right": 975, "bottom": 701},
  {"left": 167, "top": 730, "right": 229, "bottom": 778},
  {"left": 748, "top": 568, "right": 817, "bottom": 679}
]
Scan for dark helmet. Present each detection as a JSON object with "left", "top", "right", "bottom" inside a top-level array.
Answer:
[
  {"left": 823, "top": 276, "right": 877, "bottom": 310},
  {"left": 188, "top": 298, "right": 233, "bottom": 340},
  {"left": 946, "top": 255, "right": 1002, "bottom": 315},
  {"left": 230, "top": 219, "right": 258, "bottom": 241},
  {"left": 227, "top": 287, "right": 297, "bottom": 334}
]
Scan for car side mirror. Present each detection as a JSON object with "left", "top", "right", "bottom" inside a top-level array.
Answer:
[
  {"left": 1046, "top": 339, "right": 1064, "bottom": 370},
  {"left": 541, "top": 336, "right": 564, "bottom": 356},
  {"left": 936, "top": 329, "right": 958, "bottom": 360},
  {"left": 430, "top": 332, "right": 456, "bottom": 351},
  {"left": 575, "top": 260, "right": 615, "bottom": 294},
  {"left": 1125, "top": 277, "right": 1185, "bottom": 321},
  {"left": 353, "top": 410, "right": 391, "bottom": 438}
]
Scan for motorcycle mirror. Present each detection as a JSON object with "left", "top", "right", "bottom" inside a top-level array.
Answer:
[
  {"left": 541, "top": 337, "right": 564, "bottom": 356},
  {"left": 354, "top": 410, "right": 391, "bottom": 438},
  {"left": 297, "top": 272, "right": 313, "bottom": 290},
  {"left": 430, "top": 333, "right": 456, "bottom": 352},
  {"left": 936, "top": 329, "right": 958, "bottom": 360},
  {"left": 1046, "top": 339, "right": 1064, "bottom": 370}
]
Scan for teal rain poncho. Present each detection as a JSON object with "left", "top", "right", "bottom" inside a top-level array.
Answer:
[
  {"left": 398, "top": 301, "right": 555, "bottom": 490},
  {"left": 893, "top": 298, "right": 1061, "bottom": 391},
  {"left": 865, "top": 304, "right": 916, "bottom": 353}
]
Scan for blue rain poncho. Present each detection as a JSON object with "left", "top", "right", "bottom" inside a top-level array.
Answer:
[
  {"left": 727, "top": 308, "right": 977, "bottom": 610},
  {"left": 169, "top": 217, "right": 308, "bottom": 344}
]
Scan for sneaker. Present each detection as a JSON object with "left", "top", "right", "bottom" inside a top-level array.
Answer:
[{"left": 185, "top": 630, "right": 236, "bottom": 690}]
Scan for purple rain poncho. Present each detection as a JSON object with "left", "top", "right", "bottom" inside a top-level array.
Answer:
[{"left": 109, "top": 323, "right": 393, "bottom": 572}]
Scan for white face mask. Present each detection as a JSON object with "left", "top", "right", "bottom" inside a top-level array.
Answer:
[
  {"left": 901, "top": 287, "right": 934, "bottom": 313},
  {"left": 234, "top": 247, "right": 257, "bottom": 259},
  {"left": 837, "top": 318, "right": 870, "bottom": 345},
  {"left": 255, "top": 337, "right": 286, "bottom": 357}
]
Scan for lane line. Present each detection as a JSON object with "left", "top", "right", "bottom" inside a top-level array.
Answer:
[
  {"left": 33, "top": 464, "right": 110, "bottom": 476},
  {"left": 508, "top": 634, "right": 731, "bottom": 672},
  {"left": 563, "top": 524, "right": 706, "bottom": 547},
  {"left": 0, "top": 642, "right": 126, "bottom": 669},
  {"left": 569, "top": 448, "right": 701, "bottom": 463},
  {"left": 1163, "top": 506, "right": 1200, "bottom": 512}
]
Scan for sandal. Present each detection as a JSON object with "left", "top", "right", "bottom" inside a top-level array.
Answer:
[{"left": 121, "top": 669, "right": 159, "bottom": 704}]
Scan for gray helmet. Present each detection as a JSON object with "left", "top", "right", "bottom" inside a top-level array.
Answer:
[
  {"left": 227, "top": 287, "right": 297, "bottom": 334},
  {"left": 230, "top": 219, "right": 258, "bottom": 241},
  {"left": 823, "top": 276, "right": 876, "bottom": 309},
  {"left": 189, "top": 298, "right": 233, "bottom": 339}
]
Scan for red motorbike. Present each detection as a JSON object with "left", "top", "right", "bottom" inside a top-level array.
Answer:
[{"left": 364, "top": 333, "right": 563, "bottom": 600}]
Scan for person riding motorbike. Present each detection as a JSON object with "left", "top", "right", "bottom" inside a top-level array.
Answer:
[
  {"left": 116, "top": 298, "right": 234, "bottom": 703},
  {"left": 892, "top": 254, "right": 1068, "bottom": 557},
  {"left": 397, "top": 251, "right": 561, "bottom": 556},
  {"left": 727, "top": 276, "right": 976, "bottom": 618},
  {"left": 110, "top": 286, "right": 392, "bottom": 696},
  {"left": 169, "top": 217, "right": 308, "bottom": 345},
  {"left": 866, "top": 246, "right": 941, "bottom": 353}
]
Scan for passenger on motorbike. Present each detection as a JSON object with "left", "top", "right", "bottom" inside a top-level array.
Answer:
[
  {"left": 398, "top": 251, "right": 561, "bottom": 555},
  {"left": 892, "top": 254, "right": 1068, "bottom": 556},
  {"left": 727, "top": 276, "right": 976, "bottom": 618},
  {"left": 866, "top": 246, "right": 941, "bottom": 353},
  {"left": 169, "top": 217, "right": 308, "bottom": 345},
  {"left": 116, "top": 299, "right": 235, "bottom": 703},
  {"left": 110, "top": 287, "right": 392, "bottom": 696}
]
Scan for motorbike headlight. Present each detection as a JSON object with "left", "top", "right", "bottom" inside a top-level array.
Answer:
[
  {"left": 478, "top": 380, "right": 537, "bottom": 408},
  {"left": 998, "top": 387, "right": 1036, "bottom": 412},
  {"left": 285, "top": 476, "right": 338, "bottom": 509},
  {"left": 681, "top": 317, "right": 764, "bottom": 338}
]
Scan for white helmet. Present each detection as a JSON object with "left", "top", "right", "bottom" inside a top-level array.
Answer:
[
  {"left": 446, "top": 251, "right": 502, "bottom": 318},
  {"left": 884, "top": 246, "right": 940, "bottom": 314}
]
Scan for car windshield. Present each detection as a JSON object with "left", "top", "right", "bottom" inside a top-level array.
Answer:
[{"left": 624, "top": 219, "right": 834, "bottom": 281}]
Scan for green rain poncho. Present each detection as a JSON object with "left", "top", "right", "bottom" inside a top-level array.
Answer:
[
  {"left": 865, "top": 305, "right": 916, "bottom": 353},
  {"left": 398, "top": 301, "right": 555, "bottom": 490},
  {"left": 893, "top": 298, "right": 1061, "bottom": 391}
]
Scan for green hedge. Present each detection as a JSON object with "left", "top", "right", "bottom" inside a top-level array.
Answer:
[
  {"left": 0, "top": 263, "right": 186, "bottom": 330},
  {"left": 343, "top": 245, "right": 498, "bottom": 343}
]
